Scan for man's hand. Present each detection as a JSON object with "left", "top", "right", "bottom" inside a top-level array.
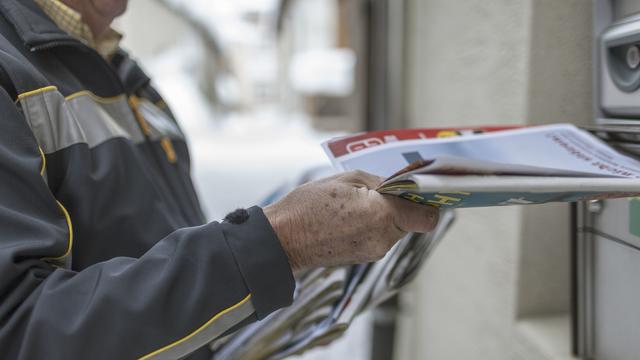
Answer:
[{"left": 264, "top": 170, "right": 439, "bottom": 271}]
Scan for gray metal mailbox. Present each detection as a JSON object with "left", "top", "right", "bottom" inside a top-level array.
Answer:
[{"left": 575, "top": 1, "right": 640, "bottom": 359}]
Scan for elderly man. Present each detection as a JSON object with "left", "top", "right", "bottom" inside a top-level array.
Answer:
[{"left": 0, "top": 0, "right": 438, "bottom": 359}]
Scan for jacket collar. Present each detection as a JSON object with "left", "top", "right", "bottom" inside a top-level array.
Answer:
[
  {"left": 0, "top": 0, "right": 150, "bottom": 94},
  {"left": 0, "top": 0, "right": 77, "bottom": 49}
]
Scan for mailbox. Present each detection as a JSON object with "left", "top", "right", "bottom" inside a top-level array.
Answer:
[{"left": 575, "top": 1, "right": 640, "bottom": 359}]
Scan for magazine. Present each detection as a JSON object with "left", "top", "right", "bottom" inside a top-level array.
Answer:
[{"left": 323, "top": 124, "right": 640, "bottom": 208}]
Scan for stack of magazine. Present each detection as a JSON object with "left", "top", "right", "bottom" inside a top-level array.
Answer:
[{"left": 214, "top": 123, "right": 640, "bottom": 359}]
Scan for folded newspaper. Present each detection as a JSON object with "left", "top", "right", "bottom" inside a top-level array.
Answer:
[{"left": 323, "top": 123, "right": 640, "bottom": 208}]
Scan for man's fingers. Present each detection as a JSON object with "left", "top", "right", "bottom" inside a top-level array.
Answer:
[
  {"left": 339, "top": 170, "right": 384, "bottom": 190},
  {"left": 385, "top": 196, "right": 439, "bottom": 233}
]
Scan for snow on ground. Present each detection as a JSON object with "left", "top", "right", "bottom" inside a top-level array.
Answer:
[{"left": 142, "top": 39, "right": 372, "bottom": 359}]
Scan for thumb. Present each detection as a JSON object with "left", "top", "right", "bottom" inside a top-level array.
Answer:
[{"left": 385, "top": 196, "right": 439, "bottom": 233}]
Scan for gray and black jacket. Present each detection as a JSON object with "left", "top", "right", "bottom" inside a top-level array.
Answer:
[{"left": 0, "top": 0, "right": 295, "bottom": 359}]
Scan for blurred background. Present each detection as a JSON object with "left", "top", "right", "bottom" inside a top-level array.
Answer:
[{"left": 116, "top": 0, "right": 593, "bottom": 359}]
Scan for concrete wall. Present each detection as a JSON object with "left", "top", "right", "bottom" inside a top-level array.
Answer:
[{"left": 396, "top": 1, "right": 592, "bottom": 359}]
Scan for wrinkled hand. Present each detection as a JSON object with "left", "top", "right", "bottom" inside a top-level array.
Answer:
[{"left": 264, "top": 170, "right": 439, "bottom": 271}]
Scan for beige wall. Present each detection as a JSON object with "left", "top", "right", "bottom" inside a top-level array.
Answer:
[{"left": 396, "top": 1, "right": 592, "bottom": 359}]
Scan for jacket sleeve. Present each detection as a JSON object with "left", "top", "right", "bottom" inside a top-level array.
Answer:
[{"left": 0, "top": 87, "right": 295, "bottom": 360}]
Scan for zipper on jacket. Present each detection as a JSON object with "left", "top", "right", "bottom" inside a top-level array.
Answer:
[
  {"left": 30, "top": 39, "right": 82, "bottom": 52},
  {"left": 129, "top": 95, "right": 177, "bottom": 163}
]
